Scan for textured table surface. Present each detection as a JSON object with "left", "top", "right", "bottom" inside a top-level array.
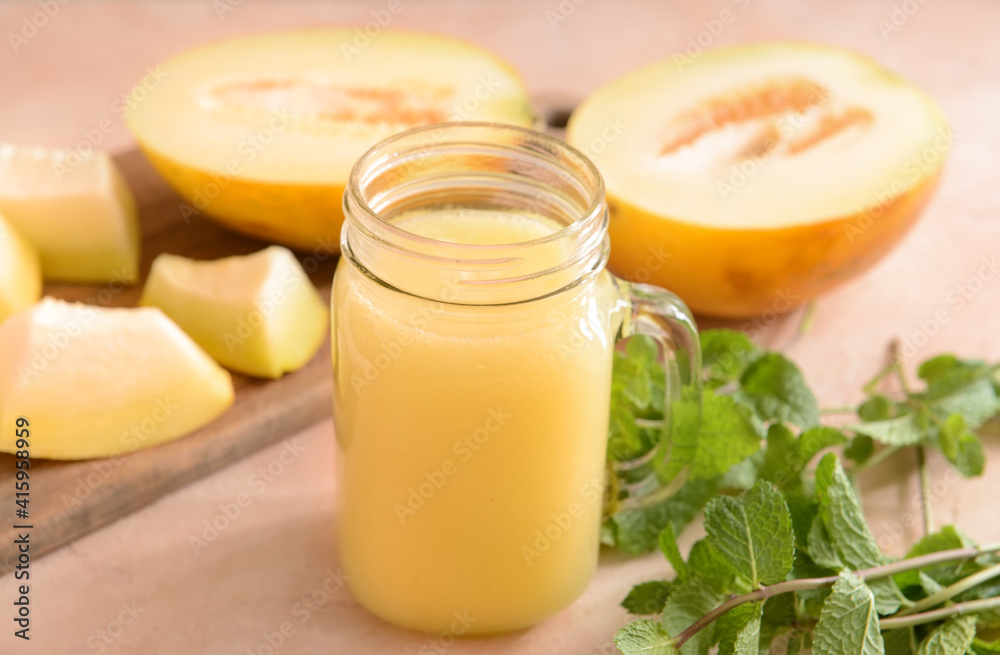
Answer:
[{"left": 1, "top": 1, "right": 999, "bottom": 652}]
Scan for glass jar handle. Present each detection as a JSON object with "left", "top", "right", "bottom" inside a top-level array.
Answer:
[{"left": 612, "top": 280, "right": 702, "bottom": 512}]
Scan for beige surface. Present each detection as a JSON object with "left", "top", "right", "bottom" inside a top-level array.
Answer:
[{"left": 1, "top": 0, "right": 999, "bottom": 652}]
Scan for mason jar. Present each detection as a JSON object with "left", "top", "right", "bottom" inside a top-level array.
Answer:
[{"left": 332, "top": 122, "right": 699, "bottom": 635}]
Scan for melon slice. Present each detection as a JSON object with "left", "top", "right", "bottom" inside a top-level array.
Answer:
[
  {"left": 567, "top": 42, "right": 950, "bottom": 317},
  {"left": 0, "top": 145, "right": 140, "bottom": 284},
  {"left": 140, "top": 246, "right": 328, "bottom": 379},
  {"left": 0, "top": 213, "right": 41, "bottom": 324},
  {"left": 0, "top": 299, "right": 234, "bottom": 459},
  {"left": 126, "top": 29, "right": 534, "bottom": 249}
]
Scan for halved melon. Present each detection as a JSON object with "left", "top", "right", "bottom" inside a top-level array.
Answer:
[
  {"left": 126, "top": 29, "right": 534, "bottom": 250},
  {"left": 0, "top": 299, "right": 234, "bottom": 459},
  {"left": 567, "top": 42, "right": 950, "bottom": 317},
  {"left": 0, "top": 145, "right": 140, "bottom": 283},
  {"left": 140, "top": 246, "right": 328, "bottom": 379},
  {"left": 0, "top": 213, "right": 41, "bottom": 324}
]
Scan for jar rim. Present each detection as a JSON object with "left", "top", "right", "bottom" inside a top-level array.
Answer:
[{"left": 345, "top": 121, "right": 606, "bottom": 252}]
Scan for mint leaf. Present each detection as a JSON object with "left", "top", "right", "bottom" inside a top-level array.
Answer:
[
  {"left": 701, "top": 330, "right": 761, "bottom": 387},
  {"left": 687, "top": 538, "right": 738, "bottom": 593},
  {"left": 662, "top": 579, "right": 723, "bottom": 655},
  {"left": 852, "top": 413, "right": 924, "bottom": 446},
  {"left": 659, "top": 524, "right": 688, "bottom": 581},
  {"left": 845, "top": 435, "right": 876, "bottom": 465},
  {"left": 884, "top": 628, "right": 920, "bottom": 655},
  {"left": 916, "top": 616, "right": 977, "bottom": 655},
  {"left": 615, "top": 619, "right": 678, "bottom": 655},
  {"left": 759, "top": 425, "right": 846, "bottom": 490},
  {"left": 950, "top": 431, "right": 985, "bottom": 477},
  {"left": 703, "top": 481, "right": 794, "bottom": 587},
  {"left": 716, "top": 602, "right": 762, "bottom": 655},
  {"left": 610, "top": 478, "right": 721, "bottom": 554},
  {"left": 737, "top": 353, "right": 820, "bottom": 427},
  {"left": 973, "top": 638, "right": 1000, "bottom": 655},
  {"left": 938, "top": 414, "right": 986, "bottom": 477},
  {"left": 622, "top": 581, "right": 674, "bottom": 616},
  {"left": 859, "top": 394, "right": 895, "bottom": 421},
  {"left": 689, "top": 390, "right": 764, "bottom": 480},
  {"left": 813, "top": 572, "right": 885, "bottom": 655},
  {"left": 814, "top": 453, "right": 902, "bottom": 614},
  {"left": 658, "top": 386, "right": 700, "bottom": 482},
  {"left": 918, "top": 355, "right": 974, "bottom": 384},
  {"left": 759, "top": 594, "right": 796, "bottom": 650},
  {"left": 798, "top": 426, "right": 849, "bottom": 464},
  {"left": 924, "top": 376, "right": 999, "bottom": 430},
  {"left": 808, "top": 515, "right": 844, "bottom": 569},
  {"left": 894, "top": 526, "right": 977, "bottom": 589},
  {"left": 814, "top": 454, "right": 886, "bottom": 569}
]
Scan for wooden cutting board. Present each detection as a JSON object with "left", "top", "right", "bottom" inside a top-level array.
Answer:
[{"left": 0, "top": 149, "right": 339, "bottom": 574}]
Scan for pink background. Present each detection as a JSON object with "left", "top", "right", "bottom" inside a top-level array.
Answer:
[{"left": 1, "top": 1, "right": 999, "bottom": 652}]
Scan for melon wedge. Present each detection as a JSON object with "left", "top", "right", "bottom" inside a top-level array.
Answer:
[
  {"left": 140, "top": 246, "right": 328, "bottom": 379},
  {"left": 567, "top": 42, "right": 950, "bottom": 317},
  {"left": 0, "top": 213, "right": 41, "bottom": 324},
  {"left": 126, "top": 29, "right": 534, "bottom": 249},
  {"left": 0, "top": 145, "right": 140, "bottom": 284},
  {"left": 0, "top": 299, "right": 234, "bottom": 459}
]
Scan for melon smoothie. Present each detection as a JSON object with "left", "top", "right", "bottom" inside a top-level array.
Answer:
[{"left": 332, "top": 124, "right": 700, "bottom": 635}]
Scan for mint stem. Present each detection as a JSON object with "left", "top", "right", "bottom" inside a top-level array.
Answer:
[
  {"left": 879, "top": 596, "right": 1000, "bottom": 631},
  {"left": 895, "top": 561, "right": 1000, "bottom": 617},
  {"left": 673, "top": 542, "right": 1000, "bottom": 648},
  {"left": 916, "top": 445, "right": 934, "bottom": 535}
]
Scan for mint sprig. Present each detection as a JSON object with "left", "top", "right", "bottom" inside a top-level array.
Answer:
[{"left": 608, "top": 329, "right": 1000, "bottom": 655}]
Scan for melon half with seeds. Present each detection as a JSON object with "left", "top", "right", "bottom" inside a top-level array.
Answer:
[
  {"left": 568, "top": 42, "right": 950, "bottom": 317},
  {"left": 126, "top": 29, "right": 534, "bottom": 250}
]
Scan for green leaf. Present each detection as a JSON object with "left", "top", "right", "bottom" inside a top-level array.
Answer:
[
  {"left": 845, "top": 435, "right": 876, "bottom": 466},
  {"left": 918, "top": 571, "right": 944, "bottom": 596},
  {"left": 814, "top": 453, "right": 903, "bottom": 614},
  {"left": 813, "top": 572, "right": 885, "bottom": 655},
  {"left": 852, "top": 413, "right": 924, "bottom": 446},
  {"left": 758, "top": 594, "right": 796, "bottom": 652},
  {"left": 938, "top": 414, "right": 966, "bottom": 459},
  {"left": 918, "top": 355, "right": 971, "bottom": 384},
  {"left": 688, "top": 390, "right": 764, "bottom": 480},
  {"left": 798, "top": 426, "right": 850, "bottom": 464},
  {"left": 737, "top": 353, "right": 821, "bottom": 427},
  {"left": 973, "top": 638, "right": 1000, "bottom": 655},
  {"left": 658, "top": 386, "right": 701, "bottom": 482},
  {"left": 615, "top": 619, "right": 678, "bottom": 655},
  {"left": 610, "top": 477, "right": 721, "bottom": 555},
  {"left": 661, "top": 579, "right": 723, "bottom": 655},
  {"left": 924, "top": 375, "right": 999, "bottom": 430},
  {"left": 859, "top": 394, "right": 896, "bottom": 421},
  {"left": 622, "top": 581, "right": 674, "bottom": 616},
  {"left": 894, "top": 526, "right": 978, "bottom": 589},
  {"left": 814, "top": 454, "right": 886, "bottom": 569},
  {"left": 759, "top": 425, "right": 847, "bottom": 489},
  {"left": 716, "top": 602, "right": 762, "bottom": 655},
  {"left": 808, "top": 515, "right": 845, "bottom": 569},
  {"left": 701, "top": 329, "right": 762, "bottom": 387},
  {"left": 659, "top": 524, "right": 688, "bottom": 581},
  {"left": 703, "top": 481, "right": 794, "bottom": 587},
  {"left": 950, "top": 431, "right": 985, "bottom": 477},
  {"left": 884, "top": 628, "right": 920, "bottom": 655},
  {"left": 937, "top": 414, "right": 986, "bottom": 477},
  {"left": 687, "top": 538, "right": 738, "bottom": 593},
  {"left": 758, "top": 423, "right": 800, "bottom": 488},
  {"left": 916, "top": 616, "right": 977, "bottom": 655}
]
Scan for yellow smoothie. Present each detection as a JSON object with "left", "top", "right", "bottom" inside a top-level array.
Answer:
[{"left": 332, "top": 208, "right": 626, "bottom": 634}]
